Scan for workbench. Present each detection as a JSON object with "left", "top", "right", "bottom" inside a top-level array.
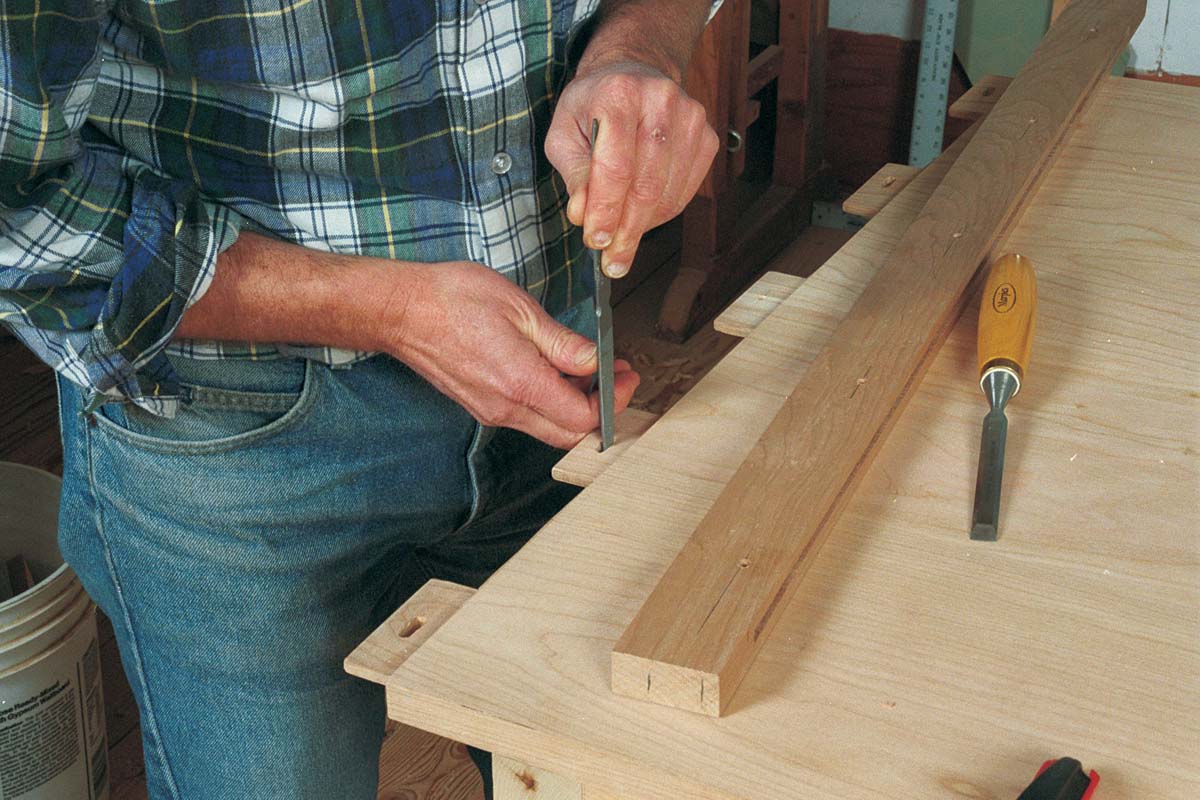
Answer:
[{"left": 349, "top": 75, "right": 1199, "bottom": 799}]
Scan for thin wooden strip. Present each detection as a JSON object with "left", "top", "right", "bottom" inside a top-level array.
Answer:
[
  {"left": 948, "top": 74, "right": 1013, "bottom": 121},
  {"left": 551, "top": 408, "right": 660, "bottom": 489},
  {"left": 556, "top": 269, "right": 809, "bottom": 490},
  {"left": 612, "top": 0, "right": 1145, "bottom": 717},
  {"left": 344, "top": 579, "right": 475, "bottom": 685},
  {"left": 841, "top": 162, "right": 921, "bottom": 219},
  {"left": 711, "top": 271, "right": 805, "bottom": 338}
]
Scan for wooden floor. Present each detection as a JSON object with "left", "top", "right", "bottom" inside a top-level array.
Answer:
[{"left": 0, "top": 224, "right": 850, "bottom": 799}]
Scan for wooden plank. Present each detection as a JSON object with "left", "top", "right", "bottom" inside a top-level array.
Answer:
[
  {"left": 948, "top": 74, "right": 1013, "bottom": 121},
  {"left": 344, "top": 579, "right": 475, "bottom": 685},
  {"left": 841, "top": 162, "right": 921, "bottom": 218},
  {"left": 711, "top": 271, "right": 805, "bottom": 338},
  {"left": 552, "top": 408, "right": 660, "bottom": 488},
  {"left": 612, "top": 0, "right": 1146, "bottom": 717},
  {"left": 383, "top": 77, "right": 1200, "bottom": 799}
]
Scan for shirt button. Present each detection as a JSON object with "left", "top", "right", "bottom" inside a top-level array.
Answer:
[{"left": 490, "top": 151, "right": 513, "bottom": 175}]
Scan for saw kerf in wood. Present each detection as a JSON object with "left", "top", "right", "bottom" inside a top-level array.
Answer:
[{"left": 611, "top": 0, "right": 1147, "bottom": 717}]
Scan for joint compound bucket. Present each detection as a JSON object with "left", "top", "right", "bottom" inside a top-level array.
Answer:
[{"left": 0, "top": 463, "right": 109, "bottom": 800}]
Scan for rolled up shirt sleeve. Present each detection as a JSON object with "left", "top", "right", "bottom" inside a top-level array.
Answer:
[{"left": 0, "top": 0, "right": 238, "bottom": 416}]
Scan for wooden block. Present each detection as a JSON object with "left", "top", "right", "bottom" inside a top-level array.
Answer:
[
  {"left": 551, "top": 409, "right": 660, "bottom": 489},
  {"left": 494, "top": 757, "right": 581, "bottom": 800},
  {"left": 948, "top": 74, "right": 1014, "bottom": 121},
  {"left": 746, "top": 44, "right": 783, "bottom": 96},
  {"left": 612, "top": 0, "right": 1146, "bottom": 717},
  {"left": 712, "top": 271, "right": 805, "bottom": 338},
  {"left": 344, "top": 579, "right": 474, "bottom": 685},
  {"left": 841, "top": 163, "right": 921, "bottom": 219}
]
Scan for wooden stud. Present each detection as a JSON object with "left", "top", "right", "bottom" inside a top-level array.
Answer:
[
  {"left": 841, "top": 163, "right": 922, "bottom": 219},
  {"left": 344, "top": 579, "right": 475, "bottom": 685},
  {"left": 612, "top": 0, "right": 1145, "bottom": 716},
  {"left": 773, "top": 0, "right": 828, "bottom": 187},
  {"left": 948, "top": 74, "right": 1013, "bottom": 121}
]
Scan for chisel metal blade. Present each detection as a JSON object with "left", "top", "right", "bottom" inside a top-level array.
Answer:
[
  {"left": 589, "top": 118, "right": 615, "bottom": 452},
  {"left": 970, "top": 407, "right": 1008, "bottom": 541},
  {"left": 593, "top": 247, "right": 615, "bottom": 451}
]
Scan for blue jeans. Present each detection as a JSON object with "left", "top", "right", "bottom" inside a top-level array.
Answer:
[{"left": 56, "top": 350, "right": 579, "bottom": 799}]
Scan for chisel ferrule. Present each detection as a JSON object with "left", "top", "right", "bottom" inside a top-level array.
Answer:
[
  {"left": 979, "top": 363, "right": 1021, "bottom": 407},
  {"left": 980, "top": 359, "right": 1022, "bottom": 392}
]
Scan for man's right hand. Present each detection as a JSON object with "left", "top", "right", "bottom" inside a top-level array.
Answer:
[
  {"left": 382, "top": 260, "right": 639, "bottom": 449},
  {"left": 177, "top": 234, "right": 638, "bottom": 449}
]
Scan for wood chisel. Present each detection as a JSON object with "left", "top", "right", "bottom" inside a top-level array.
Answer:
[
  {"left": 971, "top": 253, "right": 1037, "bottom": 540},
  {"left": 589, "top": 118, "right": 615, "bottom": 452}
]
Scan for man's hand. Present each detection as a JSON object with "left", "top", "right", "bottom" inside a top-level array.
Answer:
[
  {"left": 546, "top": 62, "right": 718, "bottom": 279},
  {"left": 383, "top": 261, "right": 639, "bottom": 448},
  {"left": 545, "top": 0, "right": 719, "bottom": 279},
  {"left": 178, "top": 234, "right": 639, "bottom": 449}
]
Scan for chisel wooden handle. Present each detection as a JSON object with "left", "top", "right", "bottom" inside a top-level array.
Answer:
[{"left": 978, "top": 253, "right": 1037, "bottom": 385}]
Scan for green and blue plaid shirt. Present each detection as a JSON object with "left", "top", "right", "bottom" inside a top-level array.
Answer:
[{"left": 0, "top": 0, "right": 604, "bottom": 415}]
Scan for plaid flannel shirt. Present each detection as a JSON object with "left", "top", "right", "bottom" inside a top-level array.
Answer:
[{"left": 0, "top": 0, "right": 608, "bottom": 415}]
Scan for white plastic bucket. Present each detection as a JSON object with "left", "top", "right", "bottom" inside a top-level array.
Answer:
[{"left": 0, "top": 462, "right": 109, "bottom": 800}]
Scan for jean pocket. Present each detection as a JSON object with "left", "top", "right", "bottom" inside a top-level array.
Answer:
[{"left": 91, "top": 358, "right": 320, "bottom": 455}]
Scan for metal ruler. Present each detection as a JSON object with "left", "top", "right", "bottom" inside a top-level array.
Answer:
[{"left": 908, "top": 0, "right": 959, "bottom": 168}]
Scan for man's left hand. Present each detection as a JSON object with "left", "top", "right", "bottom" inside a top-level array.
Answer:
[{"left": 546, "top": 61, "right": 719, "bottom": 279}]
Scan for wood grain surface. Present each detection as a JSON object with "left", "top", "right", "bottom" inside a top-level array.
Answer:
[
  {"left": 381, "top": 76, "right": 1200, "bottom": 799},
  {"left": 613, "top": 0, "right": 1148, "bottom": 717}
]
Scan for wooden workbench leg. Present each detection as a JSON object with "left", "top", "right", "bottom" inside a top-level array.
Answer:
[
  {"left": 493, "top": 756, "right": 581, "bottom": 800},
  {"left": 492, "top": 756, "right": 630, "bottom": 800}
]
